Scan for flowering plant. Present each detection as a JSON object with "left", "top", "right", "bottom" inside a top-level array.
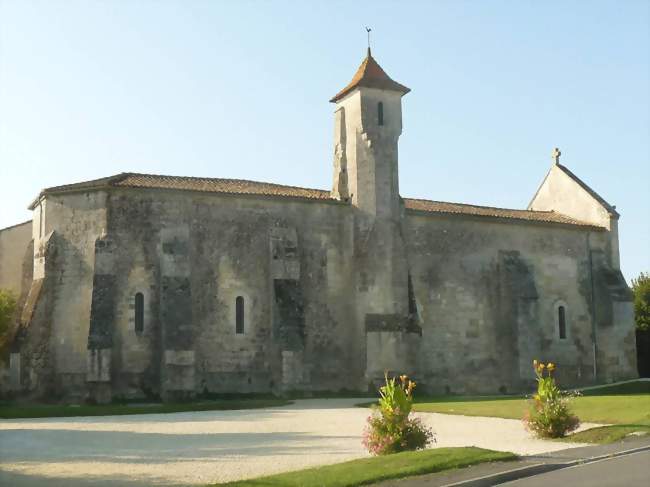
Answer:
[
  {"left": 362, "top": 373, "right": 435, "bottom": 455},
  {"left": 523, "top": 360, "right": 580, "bottom": 438}
]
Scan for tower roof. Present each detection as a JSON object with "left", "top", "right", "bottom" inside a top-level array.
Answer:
[{"left": 330, "top": 48, "right": 410, "bottom": 103}]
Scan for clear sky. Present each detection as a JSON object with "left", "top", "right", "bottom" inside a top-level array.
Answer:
[{"left": 1, "top": 0, "right": 648, "bottom": 281}]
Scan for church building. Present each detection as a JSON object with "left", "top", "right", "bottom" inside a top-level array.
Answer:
[{"left": 0, "top": 49, "right": 637, "bottom": 402}]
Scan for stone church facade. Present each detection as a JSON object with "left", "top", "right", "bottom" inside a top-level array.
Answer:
[{"left": 0, "top": 50, "right": 637, "bottom": 402}]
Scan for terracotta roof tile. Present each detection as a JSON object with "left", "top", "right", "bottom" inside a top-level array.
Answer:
[
  {"left": 404, "top": 198, "right": 605, "bottom": 229},
  {"left": 330, "top": 49, "right": 410, "bottom": 103},
  {"left": 114, "top": 173, "right": 333, "bottom": 200},
  {"left": 30, "top": 172, "right": 605, "bottom": 229}
]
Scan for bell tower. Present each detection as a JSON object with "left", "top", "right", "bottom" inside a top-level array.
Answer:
[
  {"left": 330, "top": 47, "right": 410, "bottom": 221},
  {"left": 330, "top": 49, "right": 420, "bottom": 387}
]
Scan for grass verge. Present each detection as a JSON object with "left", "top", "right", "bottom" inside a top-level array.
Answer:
[
  {"left": 394, "top": 380, "right": 650, "bottom": 445},
  {"left": 0, "top": 399, "right": 291, "bottom": 419},
  {"left": 562, "top": 424, "right": 650, "bottom": 444},
  {"left": 212, "top": 447, "right": 516, "bottom": 486},
  {"left": 410, "top": 394, "right": 650, "bottom": 425}
]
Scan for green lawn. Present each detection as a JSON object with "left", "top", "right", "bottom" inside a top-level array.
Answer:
[
  {"left": 213, "top": 447, "right": 516, "bottom": 487},
  {"left": 405, "top": 380, "right": 650, "bottom": 444},
  {"left": 0, "top": 398, "right": 291, "bottom": 419},
  {"left": 411, "top": 394, "right": 650, "bottom": 425}
]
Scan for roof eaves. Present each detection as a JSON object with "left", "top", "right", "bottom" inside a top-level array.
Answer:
[
  {"left": 27, "top": 173, "right": 131, "bottom": 210},
  {"left": 0, "top": 219, "right": 32, "bottom": 233},
  {"left": 403, "top": 198, "right": 606, "bottom": 231}
]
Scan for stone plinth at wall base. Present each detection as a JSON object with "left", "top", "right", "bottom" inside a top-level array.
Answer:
[
  {"left": 87, "top": 382, "right": 112, "bottom": 404},
  {"left": 162, "top": 390, "right": 196, "bottom": 402},
  {"left": 9, "top": 353, "right": 21, "bottom": 391},
  {"left": 86, "top": 348, "right": 111, "bottom": 382},
  {"left": 281, "top": 350, "right": 310, "bottom": 389},
  {"left": 365, "top": 330, "right": 420, "bottom": 382},
  {"left": 163, "top": 350, "right": 196, "bottom": 395}
]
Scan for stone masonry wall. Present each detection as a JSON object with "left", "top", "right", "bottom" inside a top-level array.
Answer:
[
  {"left": 404, "top": 211, "right": 637, "bottom": 394},
  {"left": 10, "top": 186, "right": 636, "bottom": 400},
  {"left": 105, "top": 188, "right": 357, "bottom": 398},
  {"left": 32, "top": 192, "right": 108, "bottom": 399},
  {"left": 0, "top": 221, "right": 32, "bottom": 296}
]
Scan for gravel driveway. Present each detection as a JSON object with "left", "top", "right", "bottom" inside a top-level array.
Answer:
[{"left": 0, "top": 399, "right": 597, "bottom": 486}]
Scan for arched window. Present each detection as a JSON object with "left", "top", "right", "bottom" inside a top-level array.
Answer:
[
  {"left": 377, "top": 102, "right": 384, "bottom": 126},
  {"left": 135, "top": 292, "right": 144, "bottom": 335},
  {"left": 235, "top": 296, "right": 245, "bottom": 334},
  {"left": 558, "top": 305, "right": 567, "bottom": 339}
]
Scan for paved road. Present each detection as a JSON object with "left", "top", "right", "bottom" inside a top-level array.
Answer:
[{"left": 502, "top": 450, "right": 650, "bottom": 487}]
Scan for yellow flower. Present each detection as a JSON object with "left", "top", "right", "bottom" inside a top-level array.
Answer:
[
  {"left": 400, "top": 375, "right": 408, "bottom": 383},
  {"left": 539, "top": 363, "right": 545, "bottom": 369},
  {"left": 533, "top": 359, "right": 538, "bottom": 367}
]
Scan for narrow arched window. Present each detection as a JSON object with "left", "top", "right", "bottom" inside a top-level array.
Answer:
[
  {"left": 235, "top": 296, "right": 245, "bottom": 334},
  {"left": 135, "top": 292, "right": 144, "bottom": 335},
  {"left": 377, "top": 102, "right": 384, "bottom": 126},
  {"left": 558, "top": 305, "right": 566, "bottom": 339}
]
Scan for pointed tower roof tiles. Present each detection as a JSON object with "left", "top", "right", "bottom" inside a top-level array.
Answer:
[{"left": 330, "top": 48, "right": 410, "bottom": 103}]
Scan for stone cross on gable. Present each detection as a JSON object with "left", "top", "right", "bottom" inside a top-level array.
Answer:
[{"left": 552, "top": 147, "right": 561, "bottom": 165}]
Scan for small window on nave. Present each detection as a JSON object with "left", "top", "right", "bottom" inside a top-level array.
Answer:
[
  {"left": 378, "top": 102, "right": 384, "bottom": 126},
  {"left": 558, "top": 305, "right": 567, "bottom": 339},
  {"left": 236, "top": 296, "right": 245, "bottom": 334},
  {"left": 135, "top": 292, "right": 144, "bottom": 335}
]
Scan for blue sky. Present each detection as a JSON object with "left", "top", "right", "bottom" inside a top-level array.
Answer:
[{"left": 1, "top": 0, "right": 648, "bottom": 281}]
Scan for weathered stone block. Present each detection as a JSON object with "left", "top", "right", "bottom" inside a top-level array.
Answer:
[{"left": 87, "top": 348, "right": 111, "bottom": 382}]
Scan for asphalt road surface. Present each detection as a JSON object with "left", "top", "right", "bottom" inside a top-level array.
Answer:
[{"left": 502, "top": 450, "right": 650, "bottom": 487}]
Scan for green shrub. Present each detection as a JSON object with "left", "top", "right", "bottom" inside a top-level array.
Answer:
[
  {"left": 363, "top": 373, "right": 435, "bottom": 455},
  {"left": 523, "top": 360, "right": 580, "bottom": 438},
  {"left": 0, "top": 289, "right": 17, "bottom": 351}
]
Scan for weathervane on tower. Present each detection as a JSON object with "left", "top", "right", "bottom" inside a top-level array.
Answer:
[{"left": 365, "top": 26, "right": 372, "bottom": 55}]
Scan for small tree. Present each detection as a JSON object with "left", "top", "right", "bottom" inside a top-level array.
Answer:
[
  {"left": 0, "top": 289, "right": 17, "bottom": 351},
  {"left": 631, "top": 272, "right": 650, "bottom": 331}
]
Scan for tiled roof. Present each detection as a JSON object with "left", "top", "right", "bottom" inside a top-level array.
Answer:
[
  {"left": 30, "top": 172, "right": 605, "bottom": 229},
  {"left": 330, "top": 49, "right": 410, "bottom": 103},
  {"left": 115, "top": 173, "right": 333, "bottom": 200},
  {"left": 403, "top": 198, "right": 605, "bottom": 229},
  {"left": 29, "top": 173, "right": 333, "bottom": 208}
]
